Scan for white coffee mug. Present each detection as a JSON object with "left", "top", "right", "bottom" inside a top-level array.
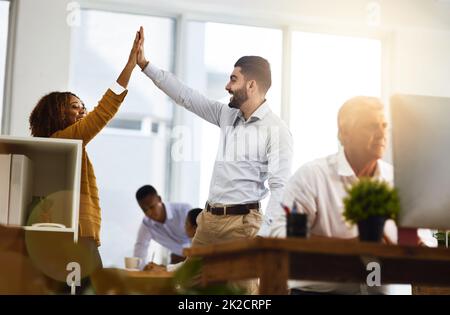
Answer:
[{"left": 124, "top": 257, "right": 141, "bottom": 270}]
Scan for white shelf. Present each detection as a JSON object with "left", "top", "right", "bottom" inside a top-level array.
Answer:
[
  {"left": 0, "top": 135, "right": 82, "bottom": 242},
  {"left": 23, "top": 226, "right": 75, "bottom": 233}
]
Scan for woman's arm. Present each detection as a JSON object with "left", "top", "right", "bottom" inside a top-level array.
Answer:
[
  {"left": 117, "top": 30, "right": 141, "bottom": 88},
  {"left": 136, "top": 27, "right": 224, "bottom": 127},
  {"left": 52, "top": 32, "right": 141, "bottom": 144}
]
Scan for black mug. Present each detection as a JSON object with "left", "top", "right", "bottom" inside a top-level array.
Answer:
[{"left": 287, "top": 213, "right": 308, "bottom": 238}]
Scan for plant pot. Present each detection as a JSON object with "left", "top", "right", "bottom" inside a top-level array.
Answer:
[
  {"left": 357, "top": 216, "right": 387, "bottom": 242},
  {"left": 287, "top": 213, "right": 308, "bottom": 238}
]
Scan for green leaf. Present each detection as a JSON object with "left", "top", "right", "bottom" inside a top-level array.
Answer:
[
  {"left": 172, "top": 258, "right": 246, "bottom": 295},
  {"left": 342, "top": 178, "right": 400, "bottom": 225}
]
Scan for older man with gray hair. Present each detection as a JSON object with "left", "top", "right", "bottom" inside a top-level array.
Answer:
[{"left": 282, "top": 96, "right": 408, "bottom": 294}]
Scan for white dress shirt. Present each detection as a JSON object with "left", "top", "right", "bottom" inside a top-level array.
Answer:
[
  {"left": 133, "top": 202, "right": 191, "bottom": 269},
  {"left": 143, "top": 64, "right": 293, "bottom": 237}
]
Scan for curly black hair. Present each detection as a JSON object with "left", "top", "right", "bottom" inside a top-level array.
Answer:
[{"left": 29, "top": 91, "right": 84, "bottom": 137}]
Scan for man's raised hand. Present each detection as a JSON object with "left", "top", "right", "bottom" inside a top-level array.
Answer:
[{"left": 137, "top": 26, "right": 149, "bottom": 70}]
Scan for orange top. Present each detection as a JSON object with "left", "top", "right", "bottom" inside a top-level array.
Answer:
[{"left": 52, "top": 89, "right": 128, "bottom": 245}]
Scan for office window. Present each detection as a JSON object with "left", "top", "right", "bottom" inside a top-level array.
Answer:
[
  {"left": 290, "top": 32, "right": 381, "bottom": 168},
  {"left": 0, "top": 0, "right": 10, "bottom": 132},
  {"left": 183, "top": 21, "right": 283, "bottom": 207},
  {"left": 70, "top": 10, "right": 175, "bottom": 267}
]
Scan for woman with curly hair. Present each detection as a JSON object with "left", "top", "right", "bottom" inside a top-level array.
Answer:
[{"left": 28, "top": 32, "right": 141, "bottom": 284}]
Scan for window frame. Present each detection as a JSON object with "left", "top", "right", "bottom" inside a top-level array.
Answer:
[
  {"left": 75, "top": 0, "right": 393, "bottom": 202},
  {"left": 78, "top": 0, "right": 392, "bottom": 128}
]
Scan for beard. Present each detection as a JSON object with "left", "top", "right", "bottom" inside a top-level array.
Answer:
[{"left": 228, "top": 86, "right": 248, "bottom": 109}]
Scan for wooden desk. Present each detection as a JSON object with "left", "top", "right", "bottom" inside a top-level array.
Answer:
[
  {"left": 91, "top": 268, "right": 175, "bottom": 294},
  {"left": 184, "top": 237, "right": 450, "bottom": 295},
  {"left": 0, "top": 225, "right": 51, "bottom": 294}
]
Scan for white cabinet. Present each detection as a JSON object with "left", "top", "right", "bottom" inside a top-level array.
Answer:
[{"left": 0, "top": 136, "right": 81, "bottom": 241}]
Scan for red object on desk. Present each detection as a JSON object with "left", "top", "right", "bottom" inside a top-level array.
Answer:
[
  {"left": 280, "top": 203, "right": 290, "bottom": 215},
  {"left": 398, "top": 227, "right": 419, "bottom": 246}
]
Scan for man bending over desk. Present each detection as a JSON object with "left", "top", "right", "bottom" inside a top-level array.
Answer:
[{"left": 133, "top": 185, "right": 200, "bottom": 269}]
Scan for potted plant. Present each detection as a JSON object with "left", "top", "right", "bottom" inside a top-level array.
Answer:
[{"left": 343, "top": 178, "right": 400, "bottom": 242}]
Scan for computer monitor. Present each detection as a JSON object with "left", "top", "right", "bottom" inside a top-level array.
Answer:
[{"left": 391, "top": 94, "right": 450, "bottom": 230}]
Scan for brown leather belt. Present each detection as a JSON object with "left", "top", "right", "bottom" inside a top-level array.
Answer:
[{"left": 206, "top": 202, "right": 260, "bottom": 215}]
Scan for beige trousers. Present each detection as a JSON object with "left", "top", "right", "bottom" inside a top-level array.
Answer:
[
  {"left": 191, "top": 208, "right": 262, "bottom": 294},
  {"left": 192, "top": 209, "right": 262, "bottom": 246}
]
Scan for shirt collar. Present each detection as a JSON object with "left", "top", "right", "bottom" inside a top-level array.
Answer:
[
  {"left": 336, "top": 149, "right": 386, "bottom": 179},
  {"left": 374, "top": 159, "right": 389, "bottom": 179},
  {"left": 337, "top": 149, "right": 355, "bottom": 177},
  {"left": 163, "top": 203, "right": 174, "bottom": 221},
  {"left": 233, "top": 101, "right": 270, "bottom": 125},
  {"left": 250, "top": 100, "right": 270, "bottom": 120}
]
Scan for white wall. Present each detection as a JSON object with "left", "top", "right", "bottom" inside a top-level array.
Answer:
[
  {"left": 92, "top": 0, "right": 450, "bottom": 30},
  {"left": 392, "top": 27, "right": 450, "bottom": 97},
  {"left": 8, "top": 0, "right": 72, "bottom": 136},
  {"left": 168, "top": 21, "right": 207, "bottom": 206}
]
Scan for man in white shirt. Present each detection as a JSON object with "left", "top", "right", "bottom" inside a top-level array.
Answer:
[
  {"left": 133, "top": 185, "right": 194, "bottom": 269},
  {"left": 135, "top": 27, "right": 293, "bottom": 246},
  {"left": 282, "top": 96, "right": 431, "bottom": 294}
]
